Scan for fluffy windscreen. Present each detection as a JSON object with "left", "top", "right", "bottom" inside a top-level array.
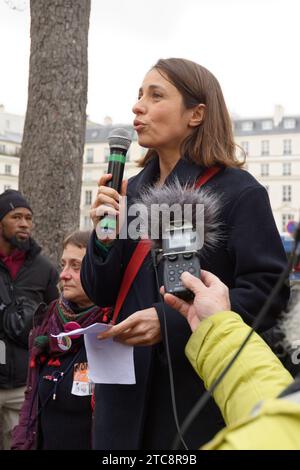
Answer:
[
  {"left": 134, "top": 177, "right": 222, "bottom": 252},
  {"left": 279, "top": 292, "right": 300, "bottom": 351}
]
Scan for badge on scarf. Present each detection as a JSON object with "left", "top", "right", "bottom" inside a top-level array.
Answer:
[{"left": 57, "top": 335, "right": 72, "bottom": 351}]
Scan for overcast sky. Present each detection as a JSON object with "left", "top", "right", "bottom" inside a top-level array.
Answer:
[{"left": 0, "top": 0, "right": 299, "bottom": 125}]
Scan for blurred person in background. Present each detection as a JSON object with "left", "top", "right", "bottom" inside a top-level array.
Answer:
[{"left": 0, "top": 189, "right": 58, "bottom": 449}]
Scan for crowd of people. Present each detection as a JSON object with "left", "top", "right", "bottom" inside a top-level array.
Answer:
[{"left": 0, "top": 57, "right": 299, "bottom": 451}]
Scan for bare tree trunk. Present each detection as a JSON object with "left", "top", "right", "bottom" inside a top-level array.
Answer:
[{"left": 19, "top": 0, "right": 90, "bottom": 266}]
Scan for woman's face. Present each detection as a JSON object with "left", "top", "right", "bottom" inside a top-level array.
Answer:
[
  {"left": 59, "top": 244, "right": 91, "bottom": 308},
  {"left": 132, "top": 68, "right": 194, "bottom": 158}
]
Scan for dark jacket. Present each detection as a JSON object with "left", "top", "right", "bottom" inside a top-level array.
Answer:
[
  {"left": 10, "top": 304, "right": 46, "bottom": 450},
  {"left": 0, "top": 239, "right": 59, "bottom": 388},
  {"left": 81, "top": 157, "right": 290, "bottom": 450},
  {"left": 11, "top": 301, "right": 100, "bottom": 450}
]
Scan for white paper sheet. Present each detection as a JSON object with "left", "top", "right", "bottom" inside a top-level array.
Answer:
[{"left": 52, "top": 323, "right": 135, "bottom": 384}]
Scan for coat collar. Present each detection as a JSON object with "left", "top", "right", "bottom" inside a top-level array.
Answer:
[{"left": 129, "top": 155, "right": 205, "bottom": 197}]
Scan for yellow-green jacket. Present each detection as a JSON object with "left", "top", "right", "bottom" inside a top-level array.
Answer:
[{"left": 185, "top": 311, "right": 300, "bottom": 450}]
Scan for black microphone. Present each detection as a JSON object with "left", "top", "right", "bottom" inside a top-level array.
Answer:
[
  {"left": 135, "top": 178, "right": 222, "bottom": 299},
  {"left": 97, "top": 128, "right": 132, "bottom": 236}
]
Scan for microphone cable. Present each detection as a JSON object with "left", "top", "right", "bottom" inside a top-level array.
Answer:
[
  {"left": 151, "top": 250, "right": 189, "bottom": 451},
  {"left": 172, "top": 224, "right": 300, "bottom": 450}
]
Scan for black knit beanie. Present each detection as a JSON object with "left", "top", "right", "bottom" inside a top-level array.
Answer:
[{"left": 0, "top": 190, "right": 33, "bottom": 221}]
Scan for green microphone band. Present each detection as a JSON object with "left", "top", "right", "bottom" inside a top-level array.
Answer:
[{"left": 108, "top": 153, "right": 126, "bottom": 164}]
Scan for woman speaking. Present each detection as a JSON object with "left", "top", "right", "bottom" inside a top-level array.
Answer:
[{"left": 81, "top": 58, "right": 289, "bottom": 450}]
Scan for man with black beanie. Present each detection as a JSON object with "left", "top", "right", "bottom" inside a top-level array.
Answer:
[{"left": 0, "top": 190, "right": 59, "bottom": 449}]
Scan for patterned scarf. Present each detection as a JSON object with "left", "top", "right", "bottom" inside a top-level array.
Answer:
[{"left": 31, "top": 297, "right": 111, "bottom": 367}]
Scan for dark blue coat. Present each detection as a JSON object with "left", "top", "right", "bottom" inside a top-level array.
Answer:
[{"left": 81, "top": 157, "right": 289, "bottom": 450}]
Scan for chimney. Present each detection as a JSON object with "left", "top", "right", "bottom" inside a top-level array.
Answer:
[
  {"left": 273, "top": 105, "right": 284, "bottom": 127},
  {"left": 103, "top": 116, "right": 113, "bottom": 126}
]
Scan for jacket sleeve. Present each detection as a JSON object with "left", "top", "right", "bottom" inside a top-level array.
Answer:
[
  {"left": 43, "top": 264, "right": 59, "bottom": 304},
  {"left": 226, "top": 186, "right": 289, "bottom": 330},
  {"left": 185, "top": 311, "right": 293, "bottom": 427},
  {"left": 11, "top": 372, "right": 36, "bottom": 449},
  {"left": 80, "top": 231, "right": 135, "bottom": 307},
  {"left": 11, "top": 328, "right": 39, "bottom": 450}
]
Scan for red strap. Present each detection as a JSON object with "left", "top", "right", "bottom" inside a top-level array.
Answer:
[
  {"left": 111, "top": 165, "right": 221, "bottom": 324},
  {"left": 111, "top": 240, "right": 151, "bottom": 324},
  {"left": 195, "top": 166, "right": 221, "bottom": 188}
]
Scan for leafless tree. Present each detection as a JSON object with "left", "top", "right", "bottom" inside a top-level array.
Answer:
[{"left": 19, "top": 0, "right": 90, "bottom": 265}]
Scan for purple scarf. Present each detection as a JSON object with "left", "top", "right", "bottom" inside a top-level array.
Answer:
[{"left": 31, "top": 298, "right": 111, "bottom": 363}]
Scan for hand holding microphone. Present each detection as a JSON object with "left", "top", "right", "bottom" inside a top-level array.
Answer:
[
  {"left": 90, "top": 174, "right": 127, "bottom": 241},
  {"left": 90, "top": 128, "right": 132, "bottom": 242},
  {"left": 161, "top": 270, "right": 231, "bottom": 332}
]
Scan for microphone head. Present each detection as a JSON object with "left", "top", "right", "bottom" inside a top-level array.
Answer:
[
  {"left": 108, "top": 128, "right": 132, "bottom": 151},
  {"left": 135, "top": 177, "right": 222, "bottom": 252}
]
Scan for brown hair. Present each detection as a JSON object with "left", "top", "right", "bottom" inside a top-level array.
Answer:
[
  {"left": 63, "top": 230, "right": 91, "bottom": 250},
  {"left": 138, "top": 58, "right": 244, "bottom": 168}
]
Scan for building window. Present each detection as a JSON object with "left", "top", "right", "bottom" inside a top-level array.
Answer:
[
  {"left": 85, "top": 190, "right": 92, "bottom": 205},
  {"left": 283, "top": 139, "right": 292, "bottom": 155},
  {"left": 283, "top": 162, "right": 291, "bottom": 176},
  {"left": 282, "top": 214, "right": 294, "bottom": 232},
  {"left": 282, "top": 185, "right": 292, "bottom": 202},
  {"left": 241, "top": 121, "right": 253, "bottom": 131},
  {"left": 4, "top": 185, "right": 11, "bottom": 190},
  {"left": 0, "top": 144, "right": 6, "bottom": 154},
  {"left": 4, "top": 164, "right": 12, "bottom": 175},
  {"left": 86, "top": 148, "right": 94, "bottom": 164},
  {"left": 261, "top": 120, "right": 272, "bottom": 130},
  {"left": 283, "top": 118, "right": 296, "bottom": 129},
  {"left": 261, "top": 163, "right": 269, "bottom": 176},
  {"left": 261, "top": 140, "right": 269, "bottom": 156},
  {"left": 240, "top": 141, "right": 249, "bottom": 156},
  {"left": 84, "top": 216, "right": 92, "bottom": 229}
]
